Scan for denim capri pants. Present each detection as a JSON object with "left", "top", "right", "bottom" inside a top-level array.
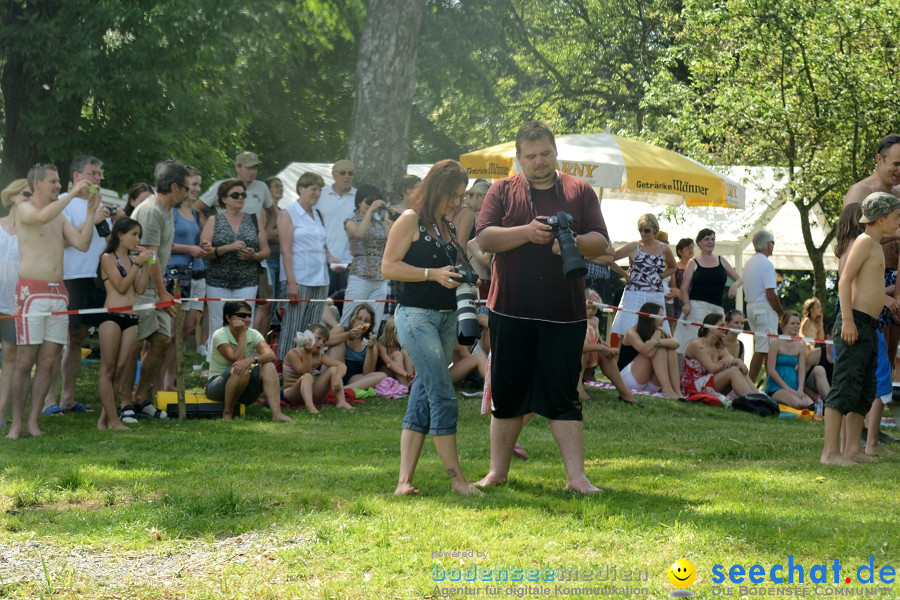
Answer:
[{"left": 394, "top": 305, "right": 458, "bottom": 435}]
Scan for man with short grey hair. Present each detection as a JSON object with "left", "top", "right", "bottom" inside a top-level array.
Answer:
[{"left": 744, "top": 229, "right": 783, "bottom": 382}]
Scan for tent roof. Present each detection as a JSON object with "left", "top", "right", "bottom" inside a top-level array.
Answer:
[{"left": 273, "top": 163, "right": 834, "bottom": 271}]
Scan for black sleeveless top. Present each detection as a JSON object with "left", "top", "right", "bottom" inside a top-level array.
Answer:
[
  {"left": 689, "top": 256, "right": 727, "bottom": 306},
  {"left": 396, "top": 217, "right": 457, "bottom": 311}
]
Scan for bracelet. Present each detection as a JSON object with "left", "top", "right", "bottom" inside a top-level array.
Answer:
[{"left": 424, "top": 268, "right": 430, "bottom": 281}]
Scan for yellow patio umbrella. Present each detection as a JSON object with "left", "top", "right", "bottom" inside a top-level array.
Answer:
[{"left": 460, "top": 133, "right": 744, "bottom": 208}]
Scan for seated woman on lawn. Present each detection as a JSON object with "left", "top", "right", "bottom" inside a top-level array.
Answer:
[
  {"left": 96, "top": 218, "right": 153, "bottom": 430},
  {"left": 763, "top": 310, "right": 816, "bottom": 410},
  {"left": 326, "top": 303, "right": 387, "bottom": 389},
  {"left": 722, "top": 309, "right": 746, "bottom": 362},
  {"left": 576, "top": 290, "right": 642, "bottom": 406},
  {"left": 378, "top": 316, "right": 415, "bottom": 386},
  {"left": 616, "top": 301, "right": 681, "bottom": 400},
  {"left": 206, "top": 301, "right": 291, "bottom": 422},
  {"left": 283, "top": 324, "right": 350, "bottom": 412},
  {"left": 800, "top": 297, "right": 833, "bottom": 398},
  {"left": 681, "top": 312, "right": 759, "bottom": 400}
]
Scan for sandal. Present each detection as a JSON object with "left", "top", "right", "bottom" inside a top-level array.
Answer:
[
  {"left": 118, "top": 406, "right": 139, "bottom": 424},
  {"left": 41, "top": 404, "right": 65, "bottom": 417},
  {"left": 619, "top": 395, "right": 645, "bottom": 408},
  {"left": 62, "top": 402, "right": 93, "bottom": 414},
  {"left": 138, "top": 400, "right": 168, "bottom": 420}
]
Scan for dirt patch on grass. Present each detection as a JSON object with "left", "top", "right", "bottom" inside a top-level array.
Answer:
[{"left": 0, "top": 531, "right": 314, "bottom": 594}]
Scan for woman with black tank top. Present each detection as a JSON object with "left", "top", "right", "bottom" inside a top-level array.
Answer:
[
  {"left": 382, "top": 160, "right": 481, "bottom": 497},
  {"left": 674, "top": 227, "right": 742, "bottom": 352}
]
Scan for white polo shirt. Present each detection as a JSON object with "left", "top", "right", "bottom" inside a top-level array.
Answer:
[
  {"left": 743, "top": 251, "right": 776, "bottom": 304},
  {"left": 315, "top": 184, "right": 356, "bottom": 264},
  {"left": 62, "top": 197, "right": 112, "bottom": 279},
  {"left": 199, "top": 179, "right": 273, "bottom": 221}
]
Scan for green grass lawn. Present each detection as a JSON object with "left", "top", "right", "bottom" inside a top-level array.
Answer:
[{"left": 0, "top": 359, "right": 897, "bottom": 599}]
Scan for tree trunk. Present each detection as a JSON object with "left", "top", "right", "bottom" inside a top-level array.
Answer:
[
  {"left": 796, "top": 200, "right": 834, "bottom": 302},
  {"left": 348, "top": 0, "right": 424, "bottom": 197}
]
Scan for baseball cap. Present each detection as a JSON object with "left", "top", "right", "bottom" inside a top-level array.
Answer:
[
  {"left": 235, "top": 151, "right": 260, "bottom": 167},
  {"left": 859, "top": 191, "right": 900, "bottom": 223}
]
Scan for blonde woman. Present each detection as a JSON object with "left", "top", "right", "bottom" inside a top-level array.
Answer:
[{"left": 609, "top": 214, "right": 675, "bottom": 346}]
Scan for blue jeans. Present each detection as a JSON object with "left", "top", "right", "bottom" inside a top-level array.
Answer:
[{"left": 395, "top": 306, "right": 458, "bottom": 435}]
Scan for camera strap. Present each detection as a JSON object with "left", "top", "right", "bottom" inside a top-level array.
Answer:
[{"left": 430, "top": 220, "right": 477, "bottom": 274}]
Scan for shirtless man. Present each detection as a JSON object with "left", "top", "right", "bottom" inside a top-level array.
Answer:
[
  {"left": 843, "top": 133, "right": 900, "bottom": 452},
  {"left": 8, "top": 164, "right": 99, "bottom": 439}
]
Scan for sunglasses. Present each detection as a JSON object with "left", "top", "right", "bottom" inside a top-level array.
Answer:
[
  {"left": 233, "top": 312, "right": 252, "bottom": 319},
  {"left": 337, "top": 171, "right": 354, "bottom": 176},
  {"left": 228, "top": 191, "right": 247, "bottom": 199},
  {"left": 639, "top": 228, "right": 653, "bottom": 234}
]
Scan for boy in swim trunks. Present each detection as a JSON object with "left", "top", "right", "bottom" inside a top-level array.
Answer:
[
  {"left": 8, "top": 164, "right": 99, "bottom": 439},
  {"left": 822, "top": 191, "right": 900, "bottom": 465}
]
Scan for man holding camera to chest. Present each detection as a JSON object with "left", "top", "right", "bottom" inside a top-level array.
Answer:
[{"left": 475, "top": 121, "right": 608, "bottom": 494}]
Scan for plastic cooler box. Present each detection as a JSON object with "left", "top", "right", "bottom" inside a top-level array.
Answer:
[{"left": 153, "top": 391, "right": 245, "bottom": 418}]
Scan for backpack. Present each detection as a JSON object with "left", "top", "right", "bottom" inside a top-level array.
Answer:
[{"left": 732, "top": 392, "right": 779, "bottom": 417}]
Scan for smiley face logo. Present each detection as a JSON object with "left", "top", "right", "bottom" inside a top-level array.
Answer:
[{"left": 668, "top": 559, "right": 696, "bottom": 588}]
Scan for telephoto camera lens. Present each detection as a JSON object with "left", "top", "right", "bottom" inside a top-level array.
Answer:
[{"left": 453, "top": 267, "right": 481, "bottom": 345}]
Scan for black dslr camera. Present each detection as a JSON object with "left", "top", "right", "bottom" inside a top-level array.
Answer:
[
  {"left": 540, "top": 212, "right": 586, "bottom": 279},
  {"left": 452, "top": 267, "right": 481, "bottom": 345}
]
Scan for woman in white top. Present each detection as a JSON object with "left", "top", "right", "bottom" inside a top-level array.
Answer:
[
  {"left": 277, "top": 172, "right": 340, "bottom": 360},
  {"left": 0, "top": 180, "right": 28, "bottom": 425}
]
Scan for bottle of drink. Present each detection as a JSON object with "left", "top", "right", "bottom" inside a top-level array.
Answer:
[{"left": 814, "top": 397, "right": 824, "bottom": 416}]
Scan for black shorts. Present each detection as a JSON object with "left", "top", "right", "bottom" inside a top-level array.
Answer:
[
  {"left": 488, "top": 311, "right": 586, "bottom": 421},
  {"left": 65, "top": 278, "right": 106, "bottom": 328},
  {"left": 824, "top": 310, "right": 878, "bottom": 416},
  {"left": 205, "top": 365, "right": 264, "bottom": 404}
]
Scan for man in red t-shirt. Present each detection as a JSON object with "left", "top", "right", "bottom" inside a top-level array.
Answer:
[{"left": 474, "top": 121, "right": 609, "bottom": 494}]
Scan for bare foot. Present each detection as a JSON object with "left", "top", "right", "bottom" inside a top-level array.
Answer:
[
  {"left": 453, "top": 483, "right": 485, "bottom": 496},
  {"left": 847, "top": 452, "right": 875, "bottom": 463},
  {"left": 97, "top": 418, "right": 107, "bottom": 430},
  {"left": 222, "top": 414, "right": 233, "bottom": 421},
  {"left": 6, "top": 427, "right": 21, "bottom": 440},
  {"left": 108, "top": 421, "right": 130, "bottom": 431},
  {"left": 820, "top": 453, "right": 857, "bottom": 466},
  {"left": 26, "top": 424, "right": 42, "bottom": 437},
  {"left": 866, "top": 444, "right": 891, "bottom": 456},
  {"left": 578, "top": 390, "right": 590, "bottom": 402},
  {"left": 474, "top": 473, "right": 507, "bottom": 488},
  {"left": 564, "top": 480, "right": 603, "bottom": 494},
  {"left": 394, "top": 483, "right": 420, "bottom": 496},
  {"left": 272, "top": 413, "right": 293, "bottom": 423},
  {"left": 335, "top": 402, "right": 354, "bottom": 410},
  {"left": 305, "top": 405, "right": 320, "bottom": 414}
]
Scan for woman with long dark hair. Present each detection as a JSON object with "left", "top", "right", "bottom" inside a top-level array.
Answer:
[
  {"left": 617, "top": 301, "right": 681, "bottom": 400},
  {"left": 96, "top": 218, "right": 153, "bottom": 428},
  {"left": 382, "top": 160, "right": 480, "bottom": 496}
]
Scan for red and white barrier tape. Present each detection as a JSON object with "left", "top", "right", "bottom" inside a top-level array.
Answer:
[{"left": 1, "top": 295, "right": 835, "bottom": 346}]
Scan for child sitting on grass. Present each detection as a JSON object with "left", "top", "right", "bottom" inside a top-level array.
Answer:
[
  {"left": 283, "top": 324, "right": 350, "bottom": 412},
  {"left": 577, "top": 289, "right": 643, "bottom": 407},
  {"left": 377, "top": 316, "right": 415, "bottom": 386},
  {"left": 822, "top": 192, "right": 900, "bottom": 466}
]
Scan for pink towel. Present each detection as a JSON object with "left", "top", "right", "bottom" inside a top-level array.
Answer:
[{"left": 375, "top": 377, "right": 409, "bottom": 399}]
